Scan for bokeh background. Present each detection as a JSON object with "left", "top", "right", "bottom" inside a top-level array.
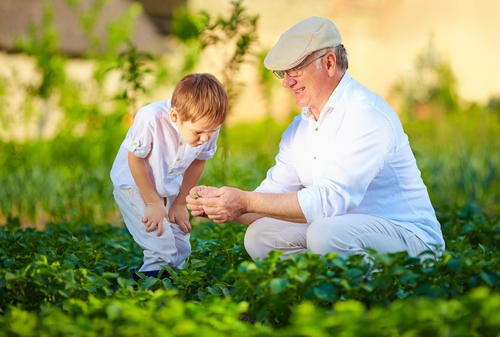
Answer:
[
  {"left": 191, "top": 0, "right": 500, "bottom": 121},
  {"left": 0, "top": 0, "right": 498, "bottom": 226}
]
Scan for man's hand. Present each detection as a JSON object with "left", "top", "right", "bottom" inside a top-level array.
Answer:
[
  {"left": 168, "top": 200, "right": 191, "bottom": 234},
  {"left": 186, "top": 185, "right": 218, "bottom": 217},
  {"left": 198, "top": 186, "right": 247, "bottom": 223},
  {"left": 189, "top": 186, "right": 305, "bottom": 224},
  {"left": 142, "top": 201, "right": 168, "bottom": 236}
]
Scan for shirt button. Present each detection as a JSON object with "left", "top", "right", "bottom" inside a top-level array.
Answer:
[
  {"left": 315, "top": 127, "right": 319, "bottom": 131},
  {"left": 179, "top": 141, "right": 183, "bottom": 146},
  {"left": 313, "top": 156, "right": 317, "bottom": 160},
  {"left": 176, "top": 157, "right": 180, "bottom": 162},
  {"left": 195, "top": 152, "right": 200, "bottom": 156},
  {"left": 169, "top": 169, "right": 174, "bottom": 174}
]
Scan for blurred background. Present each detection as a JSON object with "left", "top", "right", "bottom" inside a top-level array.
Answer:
[{"left": 0, "top": 0, "right": 498, "bottom": 227}]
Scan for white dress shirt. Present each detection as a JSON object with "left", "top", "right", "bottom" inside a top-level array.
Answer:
[
  {"left": 256, "top": 72, "right": 444, "bottom": 248},
  {"left": 110, "top": 100, "right": 218, "bottom": 198}
]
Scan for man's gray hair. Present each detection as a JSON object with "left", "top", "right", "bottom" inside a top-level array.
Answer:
[
  {"left": 333, "top": 44, "right": 348, "bottom": 71},
  {"left": 315, "top": 45, "right": 348, "bottom": 72}
]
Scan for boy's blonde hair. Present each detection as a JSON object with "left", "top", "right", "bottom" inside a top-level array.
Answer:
[{"left": 171, "top": 73, "right": 228, "bottom": 126}]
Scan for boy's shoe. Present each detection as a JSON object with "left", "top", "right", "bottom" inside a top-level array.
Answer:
[{"left": 130, "top": 268, "right": 172, "bottom": 282}]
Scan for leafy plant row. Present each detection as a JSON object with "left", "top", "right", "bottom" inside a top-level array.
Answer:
[
  {"left": 1, "top": 209, "right": 498, "bottom": 325},
  {"left": 0, "top": 287, "right": 498, "bottom": 336}
]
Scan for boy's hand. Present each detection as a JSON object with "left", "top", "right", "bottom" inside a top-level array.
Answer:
[
  {"left": 142, "top": 201, "right": 167, "bottom": 236},
  {"left": 186, "top": 186, "right": 207, "bottom": 217},
  {"left": 168, "top": 201, "right": 191, "bottom": 234}
]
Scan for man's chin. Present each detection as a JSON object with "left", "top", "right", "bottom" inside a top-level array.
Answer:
[
  {"left": 295, "top": 99, "right": 307, "bottom": 108},
  {"left": 293, "top": 95, "right": 307, "bottom": 107}
]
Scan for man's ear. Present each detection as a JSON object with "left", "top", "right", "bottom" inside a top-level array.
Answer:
[{"left": 325, "top": 52, "right": 337, "bottom": 76}]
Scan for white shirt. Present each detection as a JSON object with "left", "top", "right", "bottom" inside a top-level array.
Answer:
[
  {"left": 110, "top": 100, "right": 218, "bottom": 198},
  {"left": 256, "top": 72, "right": 444, "bottom": 248}
]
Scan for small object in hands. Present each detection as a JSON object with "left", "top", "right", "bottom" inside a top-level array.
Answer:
[{"left": 193, "top": 192, "right": 200, "bottom": 199}]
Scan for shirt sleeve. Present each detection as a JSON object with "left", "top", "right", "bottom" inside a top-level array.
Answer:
[
  {"left": 196, "top": 129, "right": 220, "bottom": 160},
  {"left": 298, "top": 106, "right": 394, "bottom": 223},
  {"left": 124, "top": 110, "right": 154, "bottom": 158},
  {"left": 255, "top": 125, "right": 303, "bottom": 193}
]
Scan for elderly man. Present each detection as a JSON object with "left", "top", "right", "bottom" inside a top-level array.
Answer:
[{"left": 187, "top": 16, "right": 444, "bottom": 259}]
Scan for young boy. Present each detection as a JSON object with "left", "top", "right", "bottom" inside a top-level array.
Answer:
[{"left": 110, "top": 73, "right": 228, "bottom": 279}]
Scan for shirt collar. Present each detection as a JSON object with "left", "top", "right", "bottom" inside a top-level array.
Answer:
[{"left": 301, "top": 71, "right": 352, "bottom": 121}]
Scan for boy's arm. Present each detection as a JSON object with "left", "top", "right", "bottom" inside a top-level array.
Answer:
[
  {"left": 178, "top": 159, "right": 206, "bottom": 205},
  {"left": 128, "top": 151, "right": 167, "bottom": 236},
  {"left": 169, "top": 159, "right": 206, "bottom": 233}
]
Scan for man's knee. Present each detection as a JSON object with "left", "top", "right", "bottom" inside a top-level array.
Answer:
[
  {"left": 306, "top": 218, "right": 357, "bottom": 257},
  {"left": 306, "top": 220, "right": 332, "bottom": 254},
  {"left": 243, "top": 219, "right": 272, "bottom": 260}
]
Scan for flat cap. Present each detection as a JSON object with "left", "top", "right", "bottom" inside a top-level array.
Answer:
[{"left": 264, "top": 16, "right": 342, "bottom": 71}]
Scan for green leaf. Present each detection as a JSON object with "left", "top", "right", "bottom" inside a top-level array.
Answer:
[
  {"left": 447, "top": 258, "right": 461, "bottom": 272},
  {"left": 480, "top": 271, "right": 496, "bottom": 286},
  {"left": 269, "top": 278, "right": 287, "bottom": 295},
  {"left": 106, "top": 302, "right": 122, "bottom": 320},
  {"left": 207, "top": 286, "right": 221, "bottom": 296},
  {"left": 117, "top": 277, "right": 135, "bottom": 288},
  {"left": 313, "top": 283, "right": 336, "bottom": 302},
  {"left": 141, "top": 277, "right": 159, "bottom": 289},
  {"left": 4, "top": 272, "right": 16, "bottom": 281}
]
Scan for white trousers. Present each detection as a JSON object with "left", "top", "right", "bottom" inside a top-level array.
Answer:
[
  {"left": 244, "top": 214, "right": 431, "bottom": 260},
  {"left": 113, "top": 186, "right": 191, "bottom": 271}
]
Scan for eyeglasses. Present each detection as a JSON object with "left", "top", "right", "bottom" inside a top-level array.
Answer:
[{"left": 272, "top": 51, "right": 328, "bottom": 79}]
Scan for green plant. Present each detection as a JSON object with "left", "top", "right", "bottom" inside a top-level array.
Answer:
[
  {"left": 284, "top": 287, "right": 500, "bottom": 337},
  {"left": 391, "top": 36, "right": 460, "bottom": 120},
  {"left": 199, "top": 0, "right": 259, "bottom": 106},
  {"left": 171, "top": 0, "right": 259, "bottom": 182},
  {"left": 14, "top": 3, "right": 67, "bottom": 137},
  {"left": 66, "top": 0, "right": 109, "bottom": 57},
  {"left": 107, "top": 41, "right": 153, "bottom": 118}
]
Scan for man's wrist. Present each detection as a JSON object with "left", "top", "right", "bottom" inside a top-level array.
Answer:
[{"left": 241, "top": 190, "right": 252, "bottom": 214}]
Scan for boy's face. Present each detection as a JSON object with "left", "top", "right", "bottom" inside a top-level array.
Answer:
[{"left": 171, "top": 110, "right": 220, "bottom": 147}]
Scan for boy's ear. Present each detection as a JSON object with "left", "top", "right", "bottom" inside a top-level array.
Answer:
[{"left": 170, "top": 109, "right": 178, "bottom": 122}]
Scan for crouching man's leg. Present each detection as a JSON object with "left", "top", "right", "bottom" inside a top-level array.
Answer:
[
  {"left": 306, "top": 214, "right": 431, "bottom": 259},
  {"left": 244, "top": 217, "right": 308, "bottom": 260}
]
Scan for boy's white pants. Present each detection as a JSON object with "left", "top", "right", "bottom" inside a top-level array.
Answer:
[
  {"left": 244, "top": 214, "right": 432, "bottom": 260},
  {"left": 113, "top": 186, "right": 191, "bottom": 271}
]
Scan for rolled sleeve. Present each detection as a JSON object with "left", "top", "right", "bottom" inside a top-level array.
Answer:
[
  {"left": 297, "top": 187, "right": 322, "bottom": 223},
  {"left": 125, "top": 138, "right": 150, "bottom": 158},
  {"left": 124, "top": 113, "right": 153, "bottom": 158},
  {"left": 297, "top": 185, "right": 349, "bottom": 223}
]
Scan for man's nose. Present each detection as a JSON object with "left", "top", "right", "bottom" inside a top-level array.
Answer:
[{"left": 282, "top": 73, "right": 296, "bottom": 88}]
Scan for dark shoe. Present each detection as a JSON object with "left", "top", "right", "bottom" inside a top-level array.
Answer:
[{"left": 130, "top": 268, "right": 171, "bottom": 282}]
